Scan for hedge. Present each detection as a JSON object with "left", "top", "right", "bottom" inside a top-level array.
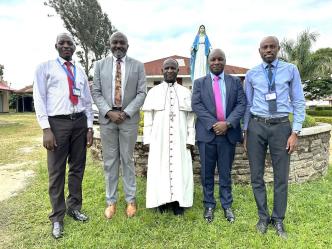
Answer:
[
  {"left": 306, "top": 110, "right": 332, "bottom": 117},
  {"left": 314, "top": 116, "right": 332, "bottom": 125}
]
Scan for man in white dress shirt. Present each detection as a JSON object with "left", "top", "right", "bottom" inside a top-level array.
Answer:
[
  {"left": 143, "top": 58, "right": 195, "bottom": 215},
  {"left": 33, "top": 33, "right": 94, "bottom": 239}
]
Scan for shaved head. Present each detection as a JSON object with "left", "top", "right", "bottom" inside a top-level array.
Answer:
[
  {"left": 163, "top": 58, "right": 179, "bottom": 69},
  {"left": 259, "top": 36, "right": 280, "bottom": 63},
  {"left": 260, "top": 36, "right": 279, "bottom": 47},
  {"left": 56, "top": 33, "right": 74, "bottom": 44}
]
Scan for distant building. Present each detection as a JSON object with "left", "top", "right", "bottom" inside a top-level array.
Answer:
[
  {"left": 144, "top": 55, "right": 249, "bottom": 91},
  {"left": 14, "top": 85, "right": 34, "bottom": 112},
  {"left": 0, "top": 81, "right": 12, "bottom": 112}
]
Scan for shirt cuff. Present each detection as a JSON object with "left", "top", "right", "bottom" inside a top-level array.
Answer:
[
  {"left": 39, "top": 119, "right": 50, "bottom": 129},
  {"left": 292, "top": 122, "right": 302, "bottom": 132},
  {"left": 87, "top": 120, "right": 93, "bottom": 128}
]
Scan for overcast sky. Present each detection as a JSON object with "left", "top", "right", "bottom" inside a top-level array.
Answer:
[{"left": 1, "top": 0, "right": 331, "bottom": 89}]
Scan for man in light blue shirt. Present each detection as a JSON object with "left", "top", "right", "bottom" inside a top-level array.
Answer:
[{"left": 243, "top": 36, "right": 305, "bottom": 239}]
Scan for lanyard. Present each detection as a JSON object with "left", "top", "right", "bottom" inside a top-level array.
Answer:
[
  {"left": 57, "top": 58, "right": 77, "bottom": 88},
  {"left": 261, "top": 60, "right": 278, "bottom": 91}
]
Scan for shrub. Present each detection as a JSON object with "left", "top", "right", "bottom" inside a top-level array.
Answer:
[
  {"left": 314, "top": 116, "right": 332, "bottom": 124},
  {"left": 289, "top": 114, "right": 316, "bottom": 128},
  {"left": 306, "top": 110, "right": 332, "bottom": 116},
  {"left": 314, "top": 106, "right": 332, "bottom": 111},
  {"left": 138, "top": 111, "right": 144, "bottom": 135}
]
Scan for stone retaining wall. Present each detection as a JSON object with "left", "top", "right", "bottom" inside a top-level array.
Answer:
[{"left": 90, "top": 123, "right": 331, "bottom": 184}]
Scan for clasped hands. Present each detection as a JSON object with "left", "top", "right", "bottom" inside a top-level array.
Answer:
[
  {"left": 106, "top": 110, "right": 128, "bottom": 124},
  {"left": 212, "top": 121, "right": 228, "bottom": 136}
]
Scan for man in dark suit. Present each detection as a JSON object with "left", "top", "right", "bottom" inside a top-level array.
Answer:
[
  {"left": 192, "top": 48, "right": 246, "bottom": 223},
  {"left": 92, "top": 32, "right": 147, "bottom": 219}
]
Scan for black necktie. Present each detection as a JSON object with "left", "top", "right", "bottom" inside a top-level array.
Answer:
[{"left": 267, "top": 64, "right": 277, "bottom": 112}]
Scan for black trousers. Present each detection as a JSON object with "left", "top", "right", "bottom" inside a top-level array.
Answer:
[
  {"left": 198, "top": 136, "right": 235, "bottom": 209},
  {"left": 247, "top": 118, "right": 291, "bottom": 222},
  {"left": 47, "top": 115, "right": 87, "bottom": 222}
]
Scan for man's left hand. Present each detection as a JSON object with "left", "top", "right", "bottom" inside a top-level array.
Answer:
[
  {"left": 286, "top": 133, "right": 298, "bottom": 154},
  {"left": 212, "top": 121, "right": 228, "bottom": 135},
  {"left": 87, "top": 129, "right": 94, "bottom": 148}
]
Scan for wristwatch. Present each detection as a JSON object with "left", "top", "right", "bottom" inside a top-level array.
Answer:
[
  {"left": 292, "top": 130, "right": 300, "bottom": 136},
  {"left": 88, "top": 128, "right": 94, "bottom": 133},
  {"left": 226, "top": 122, "right": 232, "bottom": 129}
]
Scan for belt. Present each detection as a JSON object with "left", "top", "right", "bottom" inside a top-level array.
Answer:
[
  {"left": 50, "top": 112, "right": 84, "bottom": 120},
  {"left": 112, "top": 107, "right": 122, "bottom": 111},
  {"left": 251, "top": 115, "right": 289, "bottom": 124}
]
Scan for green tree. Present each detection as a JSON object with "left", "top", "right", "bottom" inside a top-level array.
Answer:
[
  {"left": 280, "top": 29, "right": 332, "bottom": 99},
  {"left": 45, "top": 0, "right": 116, "bottom": 77},
  {"left": 0, "top": 64, "right": 4, "bottom": 79}
]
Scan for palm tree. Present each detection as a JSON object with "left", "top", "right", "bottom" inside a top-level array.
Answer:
[
  {"left": 280, "top": 29, "right": 332, "bottom": 81},
  {"left": 280, "top": 29, "right": 332, "bottom": 99}
]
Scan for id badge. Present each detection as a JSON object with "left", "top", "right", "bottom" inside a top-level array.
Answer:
[
  {"left": 73, "top": 88, "right": 81, "bottom": 97},
  {"left": 265, "top": 92, "right": 276, "bottom": 101}
]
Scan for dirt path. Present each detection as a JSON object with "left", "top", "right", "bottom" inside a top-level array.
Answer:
[
  {"left": 0, "top": 162, "right": 35, "bottom": 202},
  {"left": 0, "top": 142, "right": 40, "bottom": 202}
]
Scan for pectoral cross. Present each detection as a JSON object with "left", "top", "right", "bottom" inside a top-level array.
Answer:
[{"left": 169, "top": 111, "right": 176, "bottom": 121}]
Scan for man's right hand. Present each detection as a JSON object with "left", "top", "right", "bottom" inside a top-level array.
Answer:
[
  {"left": 43, "top": 128, "right": 57, "bottom": 151},
  {"left": 106, "top": 111, "right": 123, "bottom": 124}
]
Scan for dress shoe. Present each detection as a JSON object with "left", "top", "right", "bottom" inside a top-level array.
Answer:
[
  {"left": 224, "top": 208, "right": 235, "bottom": 223},
  {"left": 52, "top": 221, "right": 63, "bottom": 239},
  {"left": 157, "top": 204, "right": 168, "bottom": 214},
  {"left": 203, "top": 207, "right": 214, "bottom": 223},
  {"left": 271, "top": 220, "right": 288, "bottom": 239},
  {"left": 126, "top": 202, "right": 137, "bottom": 218},
  {"left": 171, "top": 202, "right": 184, "bottom": 216},
  {"left": 104, "top": 203, "right": 116, "bottom": 219},
  {"left": 67, "top": 209, "right": 89, "bottom": 222},
  {"left": 256, "top": 219, "right": 269, "bottom": 234}
]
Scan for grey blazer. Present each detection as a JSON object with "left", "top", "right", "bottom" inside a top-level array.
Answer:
[{"left": 92, "top": 56, "right": 147, "bottom": 124}]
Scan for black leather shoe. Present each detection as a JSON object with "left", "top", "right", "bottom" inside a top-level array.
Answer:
[
  {"left": 224, "top": 208, "right": 235, "bottom": 223},
  {"left": 203, "top": 207, "right": 214, "bottom": 223},
  {"left": 171, "top": 202, "right": 184, "bottom": 216},
  {"left": 52, "top": 222, "right": 63, "bottom": 239},
  {"left": 256, "top": 219, "right": 269, "bottom": 234},
  {"left": 67, "top": 209, "right": 89, "bottom": 222},
  {"left": 157, "top": 204, "right": 168, "bottom": 214},
  {"left": 271, "top": 220, "right": 287, "bottom": 239}
]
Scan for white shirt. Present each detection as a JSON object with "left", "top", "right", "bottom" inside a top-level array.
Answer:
[
  {"left": 33, "top": 57, "right": 94, "bottom": 129},
  {"left": 112, "top": 55, "right": 126, "bottom": 106}
]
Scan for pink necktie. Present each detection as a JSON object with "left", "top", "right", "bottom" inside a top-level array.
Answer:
[{"left": 213, "top": 75, "right": 225, "bottom": 121}]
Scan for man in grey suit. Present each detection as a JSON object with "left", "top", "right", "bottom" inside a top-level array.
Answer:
[{"left": 92, "top": 31, "right": 147, "bottom": 218}]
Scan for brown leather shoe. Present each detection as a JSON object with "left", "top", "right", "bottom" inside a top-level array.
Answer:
[
  {"left": 104, "top": 204, "right": 116, "bottom": 219},
  {"left": 126, "top": 202, "right": 137, "bottom": 218}
]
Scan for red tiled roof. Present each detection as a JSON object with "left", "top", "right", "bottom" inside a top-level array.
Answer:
[
  {"left": 15, "top": 84, "right": 33, "bottom": 94},
  {"left": 144, "top": 55, "right": 248, "bottom": 76},
  {"left": 0, "top": 81, "right": 12, "bottom": 91}
]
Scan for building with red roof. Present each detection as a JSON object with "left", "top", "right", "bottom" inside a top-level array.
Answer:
[{"left": 0, "top": 81, "right": 13, "bottom": 112}]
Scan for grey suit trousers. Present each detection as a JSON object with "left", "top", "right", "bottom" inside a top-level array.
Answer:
[
  {"left": 100, "top": 120, "right": 138, "bottom": 205},
  {"left": 247, "top": 117, "right": 291, "bottom": 222}
]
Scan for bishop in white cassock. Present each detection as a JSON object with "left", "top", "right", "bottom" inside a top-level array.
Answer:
[{"left": 142, "top": 58, "right": 195, "bottom": 215}]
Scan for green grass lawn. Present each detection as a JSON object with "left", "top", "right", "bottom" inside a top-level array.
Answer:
[{"left": 0, "top": 113, "right": 331, "bottom": 249}]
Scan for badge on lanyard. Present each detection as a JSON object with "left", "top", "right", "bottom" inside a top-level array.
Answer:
[
  {"left": 265, "top": 92, "right": 276, "bottom": 101},
  {"left": 262, "top": 61, "right": 278, "bottom": 103},
  {"left": 73, "top": 88, "right": 81, "bottom": 97}
]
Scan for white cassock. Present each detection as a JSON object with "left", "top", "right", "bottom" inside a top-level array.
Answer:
[{"left": 142, "top": 82, "right": 195, "bottom": 208}]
